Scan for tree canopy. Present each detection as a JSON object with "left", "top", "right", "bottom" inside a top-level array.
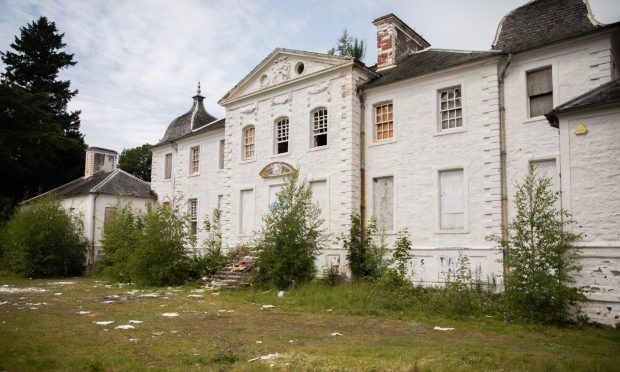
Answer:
[
  {"left": 327, "top": 29, "right": 366, "bottom": 60},
  {"left": 0, "top": 17, "right": 85, "bottom": 219},
  {"left": 118, "top": 144, "right": 152, "bottom": 182}
]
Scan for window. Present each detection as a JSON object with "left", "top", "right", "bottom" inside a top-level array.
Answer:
[
  {"left": 188, "top": 199, "right": 198, "bottom": 235},
  {"left": 103, "top": 207, "right": 116, "bottom": 229},
  {"left": 217, "top": 195, "right": 223, "bottom": 210},
  {"left": 240, "top": 189, "right": 255, "bottom": 234},
  {"left": 373, "top": 176, "right": 394, "bottom": 231},
  {"left": 527, "top": 67, "right": 553, "bottom": 117},
  {"left": 190, "top": 146, "right": 200, "bottom": 174},
  {"left": 243, "top": 126, "right": 255, "bottom": 160},
  {"left": 439, "top": 169, "right": 465, "bottom": 230},
  {"left": 375, "top": 103, "right": 393, "bottom": 141},
  {"left": 275, "top": 118, "right": 289, "bottom": 154},
  {"left": 164, "top": 153, "right": 172, "bottom": 180},
  {"left": 219, "top": 139, "right": 225, "bottom": 169},
  {"left": 439, "top": 86, "right": 462, "bottom": 130},
  {"left": 310, "top": 180, "right": 328, "bottom": 228},
  {"left": 312, "top": 109, "right": 328, "bottom": 147},
  {"left": 268, "top": 184, "right": 284, "bottom": 210}
]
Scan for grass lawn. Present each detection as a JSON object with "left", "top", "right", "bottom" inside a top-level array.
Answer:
[{"left": 0, "top": 276, "right": 618, "bottom": 371}]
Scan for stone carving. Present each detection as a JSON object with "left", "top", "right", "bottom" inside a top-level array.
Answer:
[
  {"left": 271, "top": 56, "right": 291, "bottom": 85},
  {"left": 309, "top": 81, "right": 329, "bottom": 95},
  {"left": 271, "top": 93, "right": 292, "bottom": 107},
  {"left": 259, "top": 162, "right": 295, "bottom": 178},
  {"left": 240, "top": 104, "right": 256, "bottom": 114}
]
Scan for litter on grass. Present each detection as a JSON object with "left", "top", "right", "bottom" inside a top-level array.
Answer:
[
  {"left": 0, "top": 285, "right": 47, "bottom": 294},
  {"left": 115, "top": 324, "right": 135, "bottom": 330},
  {"left": 51, "top": 281, "right": 75, "bottom": 285},
  {"left": 277, "top": 291, "right": 285, "bottom": 298},
  {"left": 77, "top": 311, "right": 91, "bottom": 315},
  {"left": 94, "top": 321, "right": 114, "bottom": 325},
  {"left": 140, "top": 293, "right": 161, "bottom": 298},
  {"left": 54, "top": 293, "right": 62, "bottom": 296},
  {"left": 161, "top": 312, "right": 179, "bottom": 317},
  {"left": 129, "top": 320, "right": 143, "bottom": 324},
  {"left": 256, "top": 341, "right": 263, "bottom": 344},
  {"left": 261, "top": 304, "right": 275, "bottom": 310},
  {"left": 330, "top": 332, "right": 342, "bottom": 337},
  {"left": 433, "top": 326, "right": 455, "bottom": 331},
  {"left": 187, "top": 294, "right": 204, "bottom": 298},
  {"left": 248, "top": 353, "right": 283, "bottom": 363},
  {"left": 0, "top": 301, "right": 9, "bottom": 305}
]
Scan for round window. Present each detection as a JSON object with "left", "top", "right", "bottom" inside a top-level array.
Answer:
[
  {"left": 295, "top": 62, "right": 305, "bottom": 75},
  {"left": 259, "top": 74, "right": 269, "bottom": 88}
]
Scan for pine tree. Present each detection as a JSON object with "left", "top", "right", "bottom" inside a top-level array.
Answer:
[
  {"left": 327, "top": 29, "right": 365, "bottom": 60},
  {"left": 0, "top": 17, "right": 85, "bottom": 218}
]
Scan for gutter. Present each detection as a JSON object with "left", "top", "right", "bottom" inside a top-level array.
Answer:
[
  {"left": 90, "top": 193, "right": 98, "bottom": 264},
  {"left": 356, "top": 86, "right": 367, "bottom": 241},
  {"left": 498, "top": 54, "right": 512, "bottom": 277}
]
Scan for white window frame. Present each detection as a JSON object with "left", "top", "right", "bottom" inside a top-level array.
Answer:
[
  {"left": 274, "top": 117, "right": 290, "bottom": 155},
  {"left": 374, "top": 101, "right": 394, "bottom": 142},
  {"left": 188, "top": 198, "right": 198, "bottom": 236},
  {"left": 438, "top": 86, "right": 463, "bottom": 131},
  {"left": 435, "top": 166, "right": 469, "bottom": 234},
  {"left": 189, "top": 146, "right": 200, "bottom": 175},
  {"left": 370, "top": 174, "right": 396, "bottom": 234},
  {"left": 239, "top": 188, "right": 255, "bottom": 235},
  {"left": 242, "top": 126, "right": 256, "bottom": 161},
  {"left": 164, "top": 153, "right": 172, "bottom": 180},
  {"left": 310, "top": 108, "right": 328, "bottom": 148}
]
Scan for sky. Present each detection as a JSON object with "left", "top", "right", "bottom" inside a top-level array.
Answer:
[{"left": 1, "top": 0, "right": 619, "bottom": 153}]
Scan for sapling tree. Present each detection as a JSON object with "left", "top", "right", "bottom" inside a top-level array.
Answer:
[{"left": 492, "top": 165, "right": 584, "bottom": 323}]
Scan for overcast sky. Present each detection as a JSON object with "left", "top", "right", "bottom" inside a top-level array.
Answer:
[{"left": 1, "top": 0, "right": 619, "bottom": 152}]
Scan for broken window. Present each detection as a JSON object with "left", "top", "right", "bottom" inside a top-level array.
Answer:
[
  {"left": 375, "top": 103, "right": 393, "bottom": 141},
  {"left": 188, "top": 198, "right": 198, "bottom": 235},
  {"left": 164, "top": 153, "right": 172, "bottom": 180},
  {"left": 439, "top": 86, "right": 463, "bottom": 130},
  {"left": 190, "top": 146, "right": 200, "bottom": 174},
  {"left": 243, "top": 126, "right": 255, "bottom": 160},
  {"left": 373, "top": 176, "right": 394, "bottom": 231},
  {"left": 275, "top": 118, "right": 289, "bottom": 154},
  {"left": 219, "top": 139, "right": 225, "bottom": 169},
  {"left": 527, "top": 67, "right": 553, "bottom": 117},
  {"left": 312, "top": 108, "right": 328, "bottom": 147},
  {"left": 240, "top": 189, "right": 255, "bottom": 234},
  {"left": 439, "top": 169, "right": 465, "bottom": 230}
]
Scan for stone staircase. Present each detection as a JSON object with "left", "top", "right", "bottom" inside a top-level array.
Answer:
[{"left": 207, "top": 255, "right": 256, "bottom": 288}]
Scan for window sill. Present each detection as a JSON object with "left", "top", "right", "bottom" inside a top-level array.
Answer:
[
  {"left": 435, "top": 229, "right": 470, "bottom": 234},
  {"left": 188, "top": 173, "right": 200, "bottom": 178},
  {"left": 368, "top": 139, "right": 397, "bottom": 148},
  {"left": 522, "top": 116, "right": 547, "bottom": 124},
  {"left": 434, "top": 127, "right": 466, "bottom": 137},
  {"left": 308, "top": 145, "right": 330, "bottom": 152},
  {"left": 271, "top": 152, "right": 290, "bottom": 159},
  {"left": 240, "top": 158, "right": 256, "bottom": 165}
]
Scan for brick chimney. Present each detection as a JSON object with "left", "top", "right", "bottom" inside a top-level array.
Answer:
[
  {"left": 373, "top": 13, "right": 430, "bottom": 70},
  {"left": 84, "top": 147, "right": 118, "bottom": 178}
]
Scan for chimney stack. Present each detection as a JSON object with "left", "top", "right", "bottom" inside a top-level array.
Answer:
[
  {"left": 84, "top": 147, "right": 118, "bottom": 178},
  {"left": 373, "top": 14, "right": 430, "bottom": 70}
]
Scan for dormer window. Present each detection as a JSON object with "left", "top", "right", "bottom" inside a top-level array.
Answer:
[{"left": 275, "top": 117, "right": 289, "bottom": 154}]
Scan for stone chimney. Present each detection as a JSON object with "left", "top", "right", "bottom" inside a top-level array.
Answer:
[
  {"left": 84, "top": 147, "right": 118, "bottom": 178},
  {"left": 373, "top": 13, "right": 431, "bottom": 70}
]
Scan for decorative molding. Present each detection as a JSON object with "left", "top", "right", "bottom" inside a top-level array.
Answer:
[
  {"left": 271, "top": 56, "right": 291, "bottom": 85},
  {"left": 307, "top": 81, "right": 331, "bottom": 107},
  {"left": 240, "top": 104, "right": 256, "bottom": 114},
  {"left": 259, "top": 162, "right": 296, "bottom": 178},
  {"left": 271, "top": 93, "right": 292, "bottom": 106}
]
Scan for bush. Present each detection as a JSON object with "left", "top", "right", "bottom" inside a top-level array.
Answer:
[
  {"left": 319, "top": 265, "right": 344, "bottom": 286},
  {"left": 98, "top": 201, "right": 140, "bottom": 282},
  {"left": 384, "top": 228, "right": 413, "bottom": 285},
  {"left": 342, "top": 213, "right": 389, "bottom": 279},
  {"left": 187, "top": 209, "right": 228, "bottom": 280},
  {"left": 1, "top": 196, "right": 87, "bottom": 277},
  {"left": 255, "top": 170, "right": 327, "bottom": 289},
  {"left": 491, "top": 165, "right": 584, "bottom": 324}
]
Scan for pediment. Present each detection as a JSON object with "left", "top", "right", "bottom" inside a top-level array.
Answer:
[{"left": 220, "top": 49, "right": 351, "bottom": 105}]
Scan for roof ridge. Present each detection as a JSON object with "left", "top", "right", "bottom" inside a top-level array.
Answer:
[
  {"left": 191, "top": 117, "right": 224, "bottom": 132},
  {"left": 90, "top": 169, "right": 119, "bottom": 193}
]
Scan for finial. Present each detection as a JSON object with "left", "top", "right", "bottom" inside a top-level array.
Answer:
[{"left": 197, "top": 81, "right": 201, "bottom": 95}]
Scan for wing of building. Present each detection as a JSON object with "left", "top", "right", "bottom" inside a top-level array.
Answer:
[{"left": 150, "top": 0, "right": 620, "bottom": 325}]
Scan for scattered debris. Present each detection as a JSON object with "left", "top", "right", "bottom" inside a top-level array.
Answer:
[
  {"left": 94, "top": 321, "right": 114, "bottom": 326},
  {"left": 51, "top": 281, "right": 75, "bottom": 285},
  {"left": 0, "top": 285, "right": 47, "bottom": 294},
  {"left": 187, "top": 294, "right": 204, "bottom": 298},
  {"left": 105, "top": 285, "right": 113, "bottom": 288},
  {"left": 327, "top": 308, "right": 333, "bottom": 312},
  {"left": 289, "top": 339, "right": 298, "bottom": 343},
  {"left": 0, "top": 301, "right": 9, "bottom": 305},
  {"left": 54, "top": 293, "right": 62, "bottom": 296},
  {"left": 433, "top": 326, "right": 455, "bottom": 332},
  {"left": 330, "top": 332, "right": 342, "bottom": 337},
  {"left": 129, "top": 338, "right": 138, "bottom": 343},
  {"left": 277, "top": 291, "right": 285, "bottom": 298},
  {"left": 161, "top": 312, "right": 179, "bottom": 317},
  {"left": 115, "top": 324, "right": 135, "bottom": 330},
  {"left": 408, "top": 322, "right": 423, "bottom": 329},
  {"left": 256, "top": 341, "right": 263, "bottom": 344},
  {"left": 77, "top": 311, "right": 91, "bottom": 315},
  {"left": 248, "top": 353, "right": 283, "bottom": 363},
  {"left": 87, "top": 313, "right": 98, "bottom": 318},
  {"left": 190, "top": 289, "right": 205, "bottom": 293},
  {"left": 151, "top": 332, "right": 163, "bottom": 337},
  {"left": 140, "top": 293, "right": 161, "bottom": 298},
  {"left": 261, "top": 304, "right": 275, "bottom": 310},
  {"left": 129, "top": 320, "right": 143, "bottom": 324}
]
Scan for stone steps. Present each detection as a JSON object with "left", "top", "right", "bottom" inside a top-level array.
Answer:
[{"left": 206, "top": 255, "right": 257, "bottom": 288}]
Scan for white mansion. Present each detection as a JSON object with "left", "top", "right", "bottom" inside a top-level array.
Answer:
[{"left": 150, "top": 0, "right": 620, "bottom": 325}]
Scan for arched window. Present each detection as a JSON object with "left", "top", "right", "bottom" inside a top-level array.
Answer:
[
  {"left": 312, "top": 108, "right": 328, "bottom": 147},
  {"left": 275, "top": 117, "right": 289, "bottom": 154},
  {"left": 243, "top": 125, "right": 255, "bottom": 160}
]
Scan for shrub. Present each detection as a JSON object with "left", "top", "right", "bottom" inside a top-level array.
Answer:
[
  {"left": 98, "top": 201, "right": 141, "bottom": 282},
  {"left": 491, "top": 165, "right": 584, "bottom": 324},
  {"left": 342, "top": 213, "right": 389, "bottom": 279},
  {"left": 187, "top": 208, "right": 228, "bottom": 279},
  {"left": 389, "top": 228, "right": 414, "bottom": 283},
  {"left": 319, "top": 265, "right": 344, "bottom": 286},
  {"left": 255, "top": 170, "right": 327, "bottom": 289},
  {"left": 2, "top": 195, "right": 87, "bottom": 277}
]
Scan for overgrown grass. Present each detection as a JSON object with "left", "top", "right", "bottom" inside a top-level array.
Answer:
[{"left": 1, "top": 276, "right": 618, "bottom": 371}]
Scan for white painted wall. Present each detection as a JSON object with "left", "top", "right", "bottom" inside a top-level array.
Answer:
[{"left": 362, "top": 59, "right": 504, "bottom": 285}]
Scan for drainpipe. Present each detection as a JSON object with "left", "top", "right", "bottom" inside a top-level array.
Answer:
[
  {"left": 498, "top": 54, "right": 512, "bottom": 280},
  {"left": 357, "top": 88, "right": 367, "bottom": 244},
  {"left": 90, "top": 193, "right": 98, "bottom": 265}
]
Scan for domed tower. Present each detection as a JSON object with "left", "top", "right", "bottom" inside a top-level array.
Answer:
[{"left": 159, "top": 83, "right": 218, "bottom": 144}]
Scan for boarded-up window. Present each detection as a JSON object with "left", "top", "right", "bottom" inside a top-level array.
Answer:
[
  {"left": 531, "top": 159, "right": 558, "bottom": 192},
  {"left": 164, "top": 153, "right": 172, "bottom": 180},
  {"left": 527, "top": 67, "right": 553, "bottom": 117},
  {"left": 268, "top": 184, "right": 284, "bottom": 210},
  {"left": 311, "top": 180, "right": 329, "bottom": 228},
  {"left": 240, "top": 189, "right": 255, "bottom": 234},
  {"left": 375, "top": 103, "right": 393, "bottom": 141},
  {"left": 217, "top": 195, "right": 223, "bottom": 210},
  {"left": 190, "top": 146, "right": 200, "bottom": 174},
  {"left": 188, "top": 199, "right": 198, "bottom": 235},
  {"left": 104, "top": 207, "right": 116, "bottom": 230},
  {"left": 219, "top": 140, "right": 225, "bottom": 169},
  {"left": 439, "top": 169, "right": 465, "bottom": 230},
  {"left": 373, "top": 176, "right": 394, "bottom": 231}
]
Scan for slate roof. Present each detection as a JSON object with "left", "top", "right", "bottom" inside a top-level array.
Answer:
[
  {"left": 22, "top": 169, "right": 155, "bottom": 204},
  {"left": 361, "top": 49, "right": 500, "bottom": 89},
  {"left": 546, "top": 78, "right": 620, "bottom": 127},
  {"left": 492, "top": 0, "right": 600, "bottom": 53},
  {"left": 157, "top": 91, "right": 218, "bottom": 145}
]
